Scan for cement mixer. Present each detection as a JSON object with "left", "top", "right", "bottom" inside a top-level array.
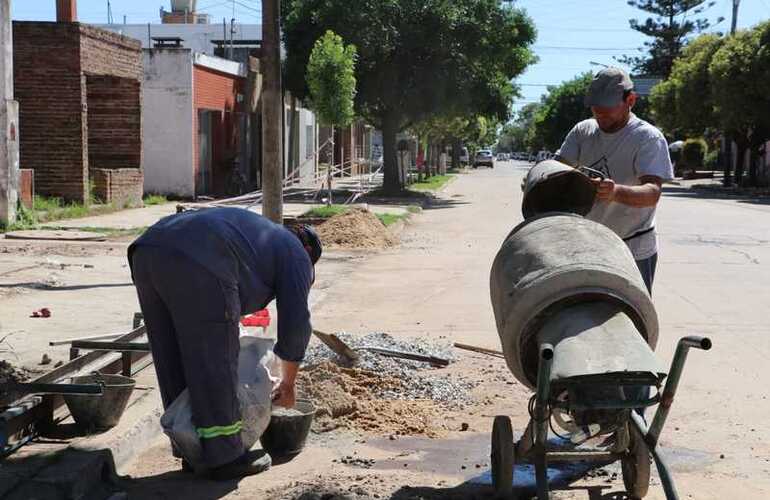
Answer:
[{"left": 488, "top": 160, "right": 711, "bottom": 500}]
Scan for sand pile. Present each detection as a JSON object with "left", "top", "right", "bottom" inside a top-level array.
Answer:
[
  {"left": 298, "top": 362, "right": 446, "bottom": 437},
  {"left": 316, "top": 208, "right": 398, "bottom": 249}
]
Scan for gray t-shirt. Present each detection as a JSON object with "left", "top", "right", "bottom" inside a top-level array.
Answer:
[{"left": 557, "top": 114, "right": 673, "bottom": 260}]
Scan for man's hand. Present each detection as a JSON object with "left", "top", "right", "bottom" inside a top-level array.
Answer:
[
  {"left": 271, "top": 359, "right": 300, "bottom": 408},
  {"left": 271, "top": 380, "right": 297, "bottom": 408},
  {"left": 592, "top": 178, "right": 617, "bottom": 202}
]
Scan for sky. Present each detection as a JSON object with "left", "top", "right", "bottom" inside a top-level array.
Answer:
[{"left": 11, "top": 0, "right": 770, "bottom": 115}]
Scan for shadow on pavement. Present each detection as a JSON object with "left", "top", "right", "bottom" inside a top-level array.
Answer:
[
  {"left": 0, "top": 282, "right": 134, "bottom": 291},
  {"left": 117, "top": 470, "right": 239, "bottom": 499},
  {"left": 663, "top": 185, "right": 770, "bottom": 206},
  {"left": 388, "top": 483, "right": 627, "bottom": 500}
]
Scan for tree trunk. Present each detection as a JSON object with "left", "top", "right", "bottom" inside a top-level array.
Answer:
[
  {"left": 451, "top": 138, "right": 461, "bottom": 171},
  {"left": 381, "top": 112, "right": 401, "bottom": 195},
  {"left": 735, "top": 141, "right": 748, "bottom": 186},
  {"left": 749, "top": 142, "right": 761, "bottom": 187}
]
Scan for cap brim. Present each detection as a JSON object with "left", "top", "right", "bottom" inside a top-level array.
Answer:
[{"left": 584, "top": 94, "right": 624, "bottom": 108}]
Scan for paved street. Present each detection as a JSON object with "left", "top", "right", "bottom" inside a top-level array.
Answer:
[{"left": 120, "top": 161, "right": 770, "bottom": 499}]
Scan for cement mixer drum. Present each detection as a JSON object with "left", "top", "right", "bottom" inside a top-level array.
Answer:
[{"left": 489, "top": 213, "right": 659, "bottom": 389}]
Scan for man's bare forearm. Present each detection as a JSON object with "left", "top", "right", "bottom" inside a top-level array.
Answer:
[{"left": 613, "top": 181, "right": 661, "bottom": 207}]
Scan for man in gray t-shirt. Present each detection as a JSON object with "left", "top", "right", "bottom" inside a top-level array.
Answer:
[{"left": 556, "top": 67, "right": 673, "bottom": 294}]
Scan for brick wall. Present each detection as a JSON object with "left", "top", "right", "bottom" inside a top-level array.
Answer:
[
  {"left": 79, "top": 25, "right": 142, "bottom": 80},
  {"left": 193, "top": 64, "right": 244, "bottom": 194},
  {"left": 13, "top": 22, "right": 143, "bottom": 204},
  {"left": 86, "top": 75, "right": 142, "bottom": 170},
  {"left": 13, "top": 22, "right": 88, "bottom": 201},
  {"left": 91, "top": 168, "right": 143, "bottom": 207}
]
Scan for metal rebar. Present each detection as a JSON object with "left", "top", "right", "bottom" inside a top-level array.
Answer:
[
  {"left": 630, "top": 411, "right": 679, "bottom": 500},
  {"left": 535, "top": 343, "right": 554, "bottom": 500},
  {"left": 648, "top": 336, "right": 712, "bottom": 447}
]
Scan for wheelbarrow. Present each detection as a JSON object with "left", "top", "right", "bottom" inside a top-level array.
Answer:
[{"left": 490, "top": 308, "right": 712, "bottom": 500}]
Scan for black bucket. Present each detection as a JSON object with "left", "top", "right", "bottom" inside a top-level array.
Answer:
[
  {"left": 63, "top": 372, "right": 135, "bottom": 431},
  {"left": 259, "top": 399, "right": 316, "bottom": 458}
]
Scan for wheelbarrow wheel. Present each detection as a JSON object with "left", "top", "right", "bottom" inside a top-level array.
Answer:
[
  {"left": 622, "top": 421, "right": 651, "bottom": 499},
  {"left": 491, "top": 415, "right": 514, "bottom": 497}
]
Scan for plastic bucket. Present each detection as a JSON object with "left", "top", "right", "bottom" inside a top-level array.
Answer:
[
  {"left": 63, "top": 372, "right": 136, "bottom": 430},
  {"left": 259, "top": 399, "right": 316, "bottom": 457}
]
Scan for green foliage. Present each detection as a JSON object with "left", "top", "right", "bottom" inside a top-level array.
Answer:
[
  {"left": 709, "top": 24, "right": 770, "bottom": 141},
  {"left": 306, "top": 31, "right": 357, "bottom": 127},
  {"left": 33, "top": 196, "right": 90, "bottom": 221},
  {"left": 704, "top": 149, "right": 719, "bottom": 170},
  {"left": 376, "top": 212, "right": 408, "bottom": 227},
  {"left": 682, "top": 138, "right": 707, "bottom": 167},
  {"left": 650, "top": 34, "right": 724, "bottom": 135},
  {"left": 409, "top": 174, "right": 455, "bottom": 191},
  {"left": 302, "top": 204, "right": 349, "bottom": 219},
  {"left": 621, "top": 0, "right": 724, "bottom": 77},
  {"left": 709, "top": 21, "right": 770, "bottom": 184},
  {"left": 530, "top": 73, "right": 593, "bottom": 151},
  {"left": 283, "top": 0, "right": 537, "bottom": 193},
  {"left": 143, "top": 194, "right": 169, "bottom": 206}
]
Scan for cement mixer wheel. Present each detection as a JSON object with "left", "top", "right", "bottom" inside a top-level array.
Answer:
[
  {"left": 621, "top": 422, "right": 651, "bottom": 499},
  {"left": 491, "top": 416, "right": 514, "bottom": 497}
]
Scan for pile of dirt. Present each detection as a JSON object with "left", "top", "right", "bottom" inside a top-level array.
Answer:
[
  {"left": 316, "top": 208, "right": 398, "bottom": 249},
  {"left": 298, "top": 362, "right": 447, "bottom": 438}
]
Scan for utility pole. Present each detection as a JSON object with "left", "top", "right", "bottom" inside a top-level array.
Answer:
[
  {"left": 0, "top": 0, "right": 19, "bottom": 227},
  {"left": 723, "top": 0, "right": 740, "bottom": 186},
  {"left": 262, "top": 0, "right": 283, "bottom": 223}
]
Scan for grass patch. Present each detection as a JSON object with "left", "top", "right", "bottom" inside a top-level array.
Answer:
[
  {"left": 37, "top": 225, "right": 148, "bottom": 239},
  {"left": 302, "top": 205, "right": 350, "bottom": 219},
  {"left": 410, "top": 174, "right": 455, "bottom": 191},
  {"left": 33, "top": 195, "right": 90, "bottom": 221},
  {"left": 143, "top": 194, "right": 169, "bottom": 206},
  {"left": 376, "top": 213, "right": 408, "bottom": 227}
]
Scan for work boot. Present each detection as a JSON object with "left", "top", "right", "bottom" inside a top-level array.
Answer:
[{"left": 209, "top": 450, "right": 272, "bottom": 481}]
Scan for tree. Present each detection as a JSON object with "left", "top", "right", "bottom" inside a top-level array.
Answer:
[
  {"left": 306, "top": 31, "right": 357, "bottom": 129},
  {"left": 283, "top": 0, "right": 536, "bottom": 194},
  {"left": 530, "top": 73, "right": 593, "bottom": 151},
  {"left": 649, "top": 34, "right": 723, "bottom": 136},
  {"left": 620, "top": 0, "right": 724, "bottom": 77},
  {"left": 709, "top": 21, "right": 770, "bottom": 186}
]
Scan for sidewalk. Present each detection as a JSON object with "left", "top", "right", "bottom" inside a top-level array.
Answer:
[{"left": 39, "top": 200, "right": 413, "bottom": 231}]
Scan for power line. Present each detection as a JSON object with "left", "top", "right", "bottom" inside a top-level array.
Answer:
[{"left": 533, "top": 45, "right": 640, "bottom": 51}]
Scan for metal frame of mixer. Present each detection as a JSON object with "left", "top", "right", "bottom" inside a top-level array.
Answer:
[{"left": 491, "top": 335, "right": 712, "bottom": 500}]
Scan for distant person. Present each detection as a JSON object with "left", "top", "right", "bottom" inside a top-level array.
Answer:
[
  {"left": 555, "top": 67, "right": 673, "bottom": 294},
  {"left": 128, "top": 208, "right": 322, "bottom": 479}
]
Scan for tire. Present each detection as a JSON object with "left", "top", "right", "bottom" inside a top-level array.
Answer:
[
  {"left": 622, "top": 422, "right": 651, "bottom": 499},
  {"left": 491, "top": 416, "right": 514, "bottom": 496}
]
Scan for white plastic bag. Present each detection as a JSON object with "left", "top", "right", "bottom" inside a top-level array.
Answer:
[{"left": 160, "top": 336, "right": 275, "bottom": 472}]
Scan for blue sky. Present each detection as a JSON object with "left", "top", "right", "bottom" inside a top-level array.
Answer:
[{"left": 12, "top": 0, "right": 770, "bottom": 114}]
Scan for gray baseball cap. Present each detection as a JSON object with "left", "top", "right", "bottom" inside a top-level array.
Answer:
[{"left": 584, "top": 67, "right": 634, "bottom": 107}]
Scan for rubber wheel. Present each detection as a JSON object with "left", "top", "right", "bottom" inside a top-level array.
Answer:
[
  {"left": 491, "top": 415, "right": 514, "bottom": 496},
  {"left": 622, "top": 422, "right": 651, "bottom": 499}
]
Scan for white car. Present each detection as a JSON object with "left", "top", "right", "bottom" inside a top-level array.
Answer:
[{"left": 474, "top": 149, "right": 495, "bottom": 168}]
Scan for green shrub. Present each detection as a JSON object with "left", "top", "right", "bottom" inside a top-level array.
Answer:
[
  {"left": 704, "top": 149, "right": 719, "bottom": 170},
  {"left": 682, "top": 138, "right": 707, "bottom": 168}
]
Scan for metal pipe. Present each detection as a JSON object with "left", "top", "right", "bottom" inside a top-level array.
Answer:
[
  {"left": 535, "top": 343, "right": 554, "bottom": 500},
  {"left": 2, "top": 382, "right": 104, "bottom": 396},
  {"left": 648, "top": 336, "right": 712, "bottom": 447},
  {"left": 630, "top": 411, "right": 679, "bottom": 500},
  {"left": 69, "top": 341, "right": 151, "bottom": 352}
]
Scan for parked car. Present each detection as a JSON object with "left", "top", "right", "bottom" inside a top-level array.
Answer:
[
  {"left": 474, "top": 149, "right": 495, "bottom": 168},
  {"left": 496, "top": 152, "right": 508, "bottom": 162}
]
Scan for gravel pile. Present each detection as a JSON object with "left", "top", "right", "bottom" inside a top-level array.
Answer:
[{"left": 303, "top": 332, "right": 475, "bottom": 405}]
